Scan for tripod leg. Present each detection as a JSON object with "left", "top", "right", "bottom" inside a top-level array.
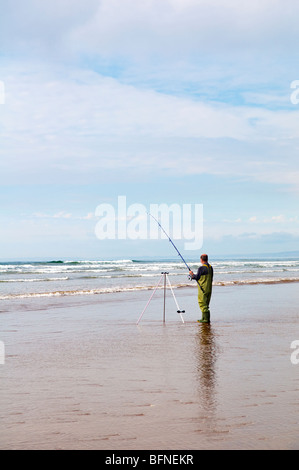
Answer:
[
  {"left": 166, "top": 275, "right": 185, "bottom": 323},
  {"left": 136, "top": 274, "right": 164, "bottom": 325},
  {"left": 163, "top": 272, "right": 166, "bottom": 323}
]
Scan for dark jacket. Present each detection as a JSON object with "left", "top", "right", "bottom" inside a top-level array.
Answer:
[{"left": 191, "top": 263, "right": 213, "bottom": 294}]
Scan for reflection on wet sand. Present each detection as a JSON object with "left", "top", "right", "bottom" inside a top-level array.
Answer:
[{"left": 195, "top": 324, "right": 218, "bottom": 414}]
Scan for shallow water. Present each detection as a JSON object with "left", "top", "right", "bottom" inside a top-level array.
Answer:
[{"left": 1, "top": 283, "right": 299, "bottom": 449}]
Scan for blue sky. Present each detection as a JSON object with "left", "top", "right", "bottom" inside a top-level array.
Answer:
[{"left": 1, "top": 0, "right": 299, "bottom": 260}]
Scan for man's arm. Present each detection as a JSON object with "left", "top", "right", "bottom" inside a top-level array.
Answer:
[{"left": 189, "top": 266, "right": 207, "bottom": 281}]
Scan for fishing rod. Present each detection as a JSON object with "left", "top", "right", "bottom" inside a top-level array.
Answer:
[
  {"left": 147, "top": 212, "right": 192, "bottom": 272},
  {"left": 147, "top": 212, "right": 204, "bottom": 292}
]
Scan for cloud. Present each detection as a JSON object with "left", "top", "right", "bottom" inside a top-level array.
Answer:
[
  {"left": 48, "top": 1, "right": 299, "bottom": 54},
  {"left": 0, "top": 0, "right": 99, "bottom": 58},
  {"left": 270, "top": 215, "right": 286, "bottom": 224},
  {"left": 32, "top": 211, "right": 95, "bottom": 220},
  {"left": 203, "top": 229, "right": 299, "bottom": 256},
  {"left": 1, "top": 0, "right": 299, "bottom": 68},
  {"left": 77, "top": 0, "right": 297, "bottom": 58},
  {"left": 247, "top": 215, "right": 299, "bottom": 226},
  {"left": 1, "top": 3, "right": 299, "bottom": 192},
  {"left": 33, "top": 212, "right": 72, "bottom": 219},
  {"left": 1, "top": 61, "right": 299, "bottom": 190}
]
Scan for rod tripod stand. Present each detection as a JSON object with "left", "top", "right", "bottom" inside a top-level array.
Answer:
[{"left": 136, "top": 272, "right": 185, "bottom": 325}]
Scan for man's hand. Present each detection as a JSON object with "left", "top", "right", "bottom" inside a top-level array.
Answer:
[{"left": 189, "top": 270, "right": 194, "bottom": 277}]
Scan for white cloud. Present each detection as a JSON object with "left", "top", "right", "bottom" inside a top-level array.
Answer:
[
  {"left": 1, "top": 0, "right": 299, "bottom": 64},
  {"left": 65, "top": 0, "right": 299, "bottom": 61},
  {"left": 1, "top": 62, "right": 299, "bottom": 190},
  {"left": 271, "top": 215, "right": 286, "bottom": 224},
  {"left": 1, "top": 66, "right": 253, "bottom": 140},
  {"left": 0, "top": 0, "right": 99, "bottom": 57},
  {"left": 1, "top": 1, "right": 299, "bottom": 192},
  {"left": 32, "top": 211, "right": 95, "bottom": 220},
  {"left": 33, "top": 212, "right": 72, "bottom": 219}
]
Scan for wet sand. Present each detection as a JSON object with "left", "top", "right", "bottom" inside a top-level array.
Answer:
[{"left": 1, "top": 283, "right": 299, "bottom": 450}]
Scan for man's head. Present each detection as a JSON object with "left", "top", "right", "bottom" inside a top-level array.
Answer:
[{"left": 200, "top": 254, "right": 208, "bottom": 264}]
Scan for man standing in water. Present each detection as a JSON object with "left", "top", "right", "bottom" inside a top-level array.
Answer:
[{"left": 189, "top": 254, "right": 213, "bottom": 323}]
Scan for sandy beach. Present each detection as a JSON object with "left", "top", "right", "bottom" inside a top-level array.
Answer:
[{"left": 1, "top": 282, "right": 299, "bottom": 450}]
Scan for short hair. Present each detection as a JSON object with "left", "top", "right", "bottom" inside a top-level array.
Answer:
[{"left": 201, "top": 254, "right": 208, "bottom": 262}]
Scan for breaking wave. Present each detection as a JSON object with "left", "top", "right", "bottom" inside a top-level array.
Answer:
[{"left": 1, "top": 277, "right": 299, "bottom": 300}]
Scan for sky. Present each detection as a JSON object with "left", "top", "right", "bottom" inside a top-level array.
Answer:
[{"left": 1, "top": 0, "right": 299, "bottom": 260}]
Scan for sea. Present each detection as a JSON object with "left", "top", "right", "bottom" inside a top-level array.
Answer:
[{"left": 1, "top": 257, "right": 299, "bottom": 301}]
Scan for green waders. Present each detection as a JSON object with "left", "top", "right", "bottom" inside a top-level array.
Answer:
[{"left": 197, "top": 263, "right": 213, "bottom": 323}]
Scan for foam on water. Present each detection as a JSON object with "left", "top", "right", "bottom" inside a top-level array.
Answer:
[{"left": 1, "top": 258, "right": 299, "bottom": 300}]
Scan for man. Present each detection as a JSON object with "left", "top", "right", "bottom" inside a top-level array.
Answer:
[{"left": 189, "top": 254, "right": 213, "bottom": 323}]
